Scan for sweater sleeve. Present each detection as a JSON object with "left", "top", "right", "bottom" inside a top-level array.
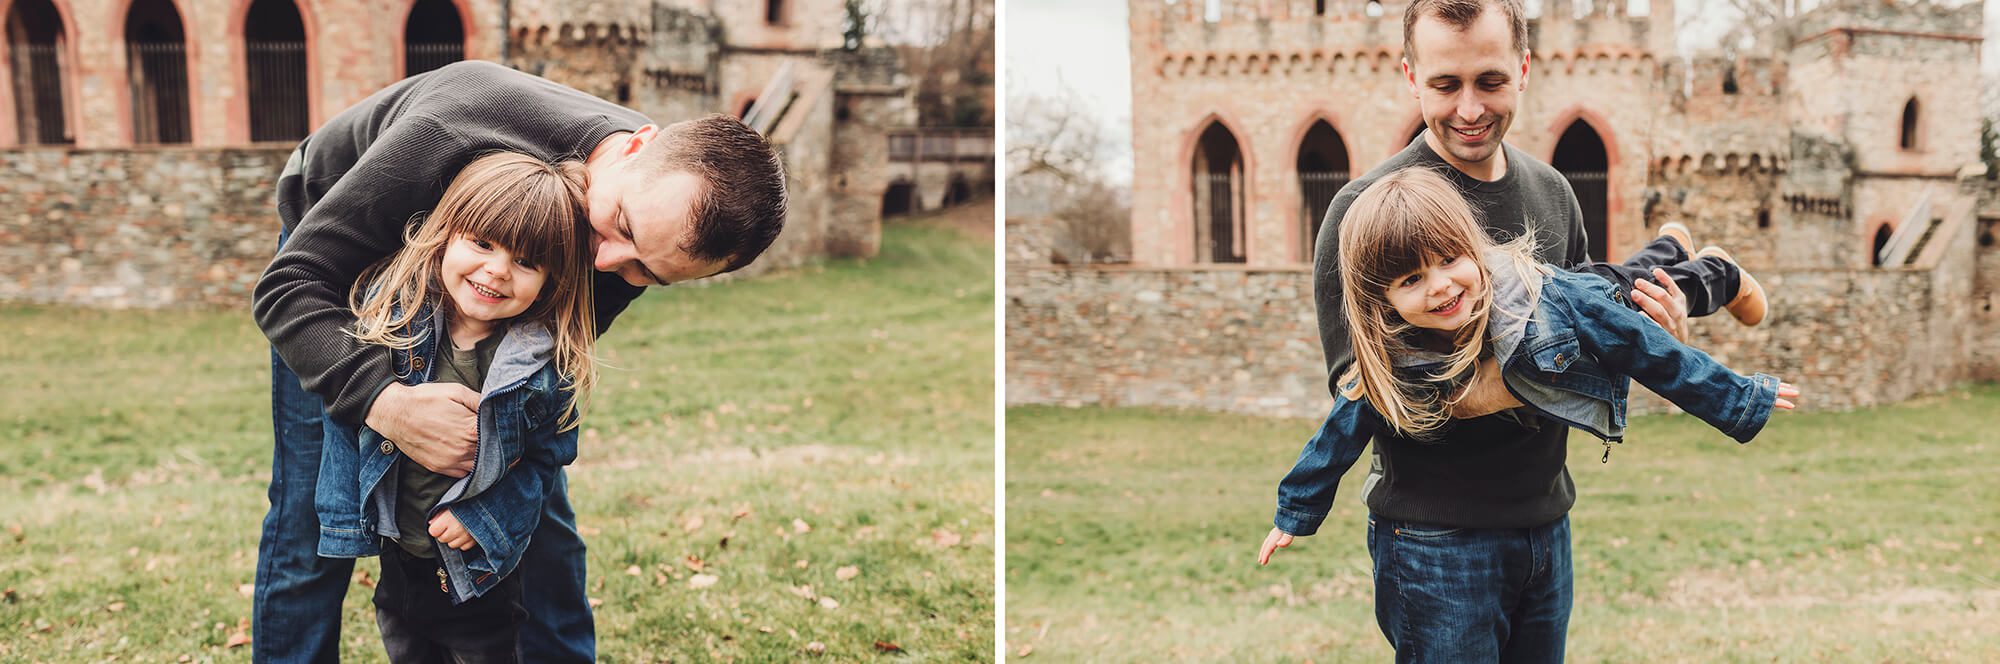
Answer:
[
  {"left": 253, "top": 115, "right": 470, "bottom": 426},
  {"left": 1313, "top": 184, "right": 1366, "bottom": 397}
]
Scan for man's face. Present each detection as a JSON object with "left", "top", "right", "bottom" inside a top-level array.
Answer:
[
  {"left": 584, "top": 166, "right": 731, "bottom": 288},
  {"left": 1404, "top": 7, "right": 1527, "bottom": 177}
]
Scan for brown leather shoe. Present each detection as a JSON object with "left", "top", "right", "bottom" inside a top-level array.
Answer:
[
  {"left": 1656, "top": 222, "right": 1693, "bottom": 255},
  {"left": 1698, "top": 246, "right": 1766, "bottom": 326}
]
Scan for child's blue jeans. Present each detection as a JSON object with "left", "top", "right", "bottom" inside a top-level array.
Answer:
[{"left": 1367, "top": 515, "right": 1573, "bottom": 663}]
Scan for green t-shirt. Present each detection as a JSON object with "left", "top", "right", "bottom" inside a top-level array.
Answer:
[{"left": 393, "top": 332, "right": 501, "bottom": 558}]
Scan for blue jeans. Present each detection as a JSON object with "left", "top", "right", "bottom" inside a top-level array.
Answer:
[
  {"left": 253, "top": 225, "right": 596, "bottom": 663},
  {"left": 1366, "top": 515, "right": 1573, "bottom": 663}
]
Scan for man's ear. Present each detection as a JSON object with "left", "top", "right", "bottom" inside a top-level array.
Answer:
[
  {"left": 1403, "top": 58, "right": 1418, "bottom": 99},
  {"left": 1518, "top": 49, "right": 1532, "bottom": 91},
  {"left": 622, "top": 124, "right": 661, "bottom": 157}
]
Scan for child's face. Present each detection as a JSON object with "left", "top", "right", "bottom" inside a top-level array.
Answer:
[
  {"left": 441, "top": 233, "right": 547, "bottom": 325},
  {"left": 1384, "top": 253, "right": 1484, "bottom": 333}
]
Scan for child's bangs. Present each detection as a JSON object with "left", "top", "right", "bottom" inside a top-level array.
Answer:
[
  {"left": 448, "top": 172, "right": 577, "bottom": 269},
  {"left": 1349, "top": 192, "right": 1478, "bottom": 288}
]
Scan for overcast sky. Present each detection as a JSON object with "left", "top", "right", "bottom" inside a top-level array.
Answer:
[{"left": 1007, "top": 0, "right": 1999, "bottom": 184}]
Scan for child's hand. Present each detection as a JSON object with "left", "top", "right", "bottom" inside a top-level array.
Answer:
[
  {"left": 428, "top": 509, "right": 476, "bottom": 551},
  {"left": 1257, "top": 527, "right": 1295, "bottom": 566},
  {"left": 1775, "top": 382, "right": 1801, "bottom": 411}
]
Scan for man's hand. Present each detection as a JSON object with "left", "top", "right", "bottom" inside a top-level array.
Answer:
[
  {"left": 1631, "top": 267, "right": 1691, "bottom": 343},
  {"left": 365, "top": 382, "right": 479, "bottom": 478},
  {"left": 429, "top": 509, "right": 476, "bottom": 551},
  {"left": 1447, "top": 356, "right": 1524, "bottom": 419},
  {"left": 1258, "top": 527, "right": 1295, "bottom": 566}
]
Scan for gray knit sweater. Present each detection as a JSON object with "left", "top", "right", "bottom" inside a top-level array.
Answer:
[{"left": 253, "top": 60, "right": 648, "bottom": 426}]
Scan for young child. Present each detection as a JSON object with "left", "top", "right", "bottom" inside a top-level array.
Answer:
[
  {"left": 312, "top": 151, "right": 599, "bottom": 662},
  {"left": 1255, "top": 167, "right": 1800, "bottom": 597}
]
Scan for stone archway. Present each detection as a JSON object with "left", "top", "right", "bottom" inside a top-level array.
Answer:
[
  {"left": 6, "top": 0, "right": 71, "bottom": 144},
  {"left": 1552, "top": 120, "right": 1610, "bottom": 261},
  {"left": 403, "top": 0, "right": 464, "bottom": 78},
  {"left": 1296, "top": 119, "right": 1349, "bottom": 260},
  {"left": 125, "top": 0, "right": 189, "bottom": 144},
  {"left": 1192, "top": 121, "right": 1245, "bottom": 263},
  {"left": 244, "top": 0, "right": 308, "bottom": 142}
]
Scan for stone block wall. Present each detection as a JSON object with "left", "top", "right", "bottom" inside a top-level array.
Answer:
[
  {"left": 1006, "top": 265, "right": 1328, "bottom": 417},
  {"left": 1007, "top": 253, "right": 1986, "bottom": 419},
  {"left": 0, "top": 147, "right": 287, "bottom": 308}
]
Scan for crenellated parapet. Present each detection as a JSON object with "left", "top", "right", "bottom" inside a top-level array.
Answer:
[
  {"left": 1649, "top": 151, "right": 1788, "bottom": 178},
  {"left": 509, "top": 22, "right": 650, "bottom": 48},
  {"left": 1534, "top": 49, "right": 1655, "bottom": 77}
]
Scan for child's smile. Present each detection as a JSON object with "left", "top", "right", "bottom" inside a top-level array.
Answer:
[
  {"left": 442, "top": 233, "right": 545, "bottom": 340},
  {"left": 1386, "top": 253, "right": 1484, "bottom": 333}
]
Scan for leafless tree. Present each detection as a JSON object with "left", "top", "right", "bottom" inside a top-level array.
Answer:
[{"left": 1007, "top": 81, "right": 1129, "bottom": 263}]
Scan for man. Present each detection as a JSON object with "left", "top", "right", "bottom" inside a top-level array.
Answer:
[
  {"left": 251, "top": 60, "right": 787, "bottom": 663},
  {"left": 1295, "top": 0, "right": 1691, "bottom": 659}
]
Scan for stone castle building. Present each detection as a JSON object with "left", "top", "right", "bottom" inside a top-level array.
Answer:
[
  {"left": 0, "top": 0, "right": 992, "bottom": 307},
  {"left": 1008, "top": 0, "right": 2000, "bottom": 416}
]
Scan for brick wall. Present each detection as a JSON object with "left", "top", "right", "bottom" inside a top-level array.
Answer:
[
  {"left": 1007, "top": 248, "right": 1983, "bottom": 419},
  {"left": 0, "top": 147, "right": 287, "bottom": 308}
]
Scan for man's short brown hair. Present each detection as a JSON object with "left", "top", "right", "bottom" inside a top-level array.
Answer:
[
  {"left": 1402, "top": 0, "right": 1529, "bottom": 63},
  {"left": 632, "top": 114, "right": 788, "bottom": 273}
]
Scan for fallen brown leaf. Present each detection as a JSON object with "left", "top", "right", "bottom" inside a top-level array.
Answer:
[
  {"left": 683, "top": 515, "right": 706, "bottom": 533},
  {"left": 874, "top": 640, "right": 902, "bottom": 653},
  {"left": 836, "top": 565, "right": 860, "bottom": 581},
  {"left": 804, "top": 641, "right": 826, "bottom": 655},
  {"left": 792, "top": 518, "right": 812, "bottom": 534},
  {"left": 931, "top": 529, "right": 963, "bottom": 548},
  {"left": 683, "top": 555, "right": 705, "bottom": 572},
  {"left": 106, "top": 601, "right": 125, "bottom": 613}
]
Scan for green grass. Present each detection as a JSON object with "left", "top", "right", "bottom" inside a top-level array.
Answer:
[
  {"left": 0, "top": 215, "right": 995, "bottom": 662},
  {"left": 1006, "top": 387, "right": 2000, "bottom": 662}
]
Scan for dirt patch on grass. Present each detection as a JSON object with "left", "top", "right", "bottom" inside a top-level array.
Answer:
[{"left": 1658, "top": 567, "right": 2000, "bottom": 610}]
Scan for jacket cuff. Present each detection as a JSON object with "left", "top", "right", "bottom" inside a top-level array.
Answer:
[
  {"left": 455, "top": 500, "right": 516, "bottom": 571},
  {"left": 333, "top": 369, "right": 399, "bottom": 429},
  {"left": 1725, "top": 373, "right": 1780, "bottom": 444},
  {"left": 1274, "top": 505, "right": 1326, "bottom": 537}
]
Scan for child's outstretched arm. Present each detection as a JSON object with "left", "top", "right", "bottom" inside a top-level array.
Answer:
[
  {"left": 1262, "top": 386, "right": 1376, "bottom": 565},
  {"left": 1561, "top": 278, "right": 1801, "bottom": 442}
]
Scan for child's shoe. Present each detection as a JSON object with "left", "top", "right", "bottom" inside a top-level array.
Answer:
[
  {"left": 1656, "top": 222, "right": 1693, "bottom": 255},
  {"left": 1698, "top": 246, "right": 1766, "bottom": 326}
]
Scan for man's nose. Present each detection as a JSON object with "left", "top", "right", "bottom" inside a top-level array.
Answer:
[{"left": 1456, "top": 95, "right": 1484, "bottom": 123}]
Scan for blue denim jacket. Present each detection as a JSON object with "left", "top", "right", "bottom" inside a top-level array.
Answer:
[
  {"left": 1273, "top": 256, "right": 1780, "bottom": 536},
  {"left": 315, "top": 303, "right": 579, "bottom": 604}
]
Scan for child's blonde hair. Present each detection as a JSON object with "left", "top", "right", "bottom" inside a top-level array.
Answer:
[
  {"left": 348, "top": 151, "right": 598, "bottom": 431},
  {"left": 1336, "top": 167, "right": 1547, "bottom": 438}
]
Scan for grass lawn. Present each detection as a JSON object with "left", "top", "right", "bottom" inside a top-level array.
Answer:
[
  {"left": 0, "top": 206, "right": 995, "bottom": 662},
  {"left": 1006, "top": 386, "right": 2000, "bottom": 662}
]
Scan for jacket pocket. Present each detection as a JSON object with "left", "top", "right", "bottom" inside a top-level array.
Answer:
[{"left": 1530, "top": 336, "right": 1581, "bottom": 374}]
